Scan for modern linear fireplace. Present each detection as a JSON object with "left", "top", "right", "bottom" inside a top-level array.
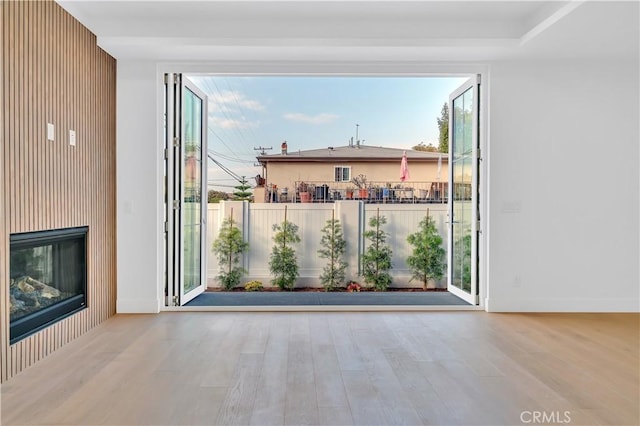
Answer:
[{"left": 9, "top": 226, "right": 88, "bottom": 344}]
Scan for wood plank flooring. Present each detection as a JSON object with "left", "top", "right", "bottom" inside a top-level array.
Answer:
[{"left": 1, "top": 312, "right": 638, "bottom": 425}]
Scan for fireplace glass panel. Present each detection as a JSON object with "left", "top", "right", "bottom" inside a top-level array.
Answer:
[{"left": 9, "top": 227, "right": 87, "bottom": 343}]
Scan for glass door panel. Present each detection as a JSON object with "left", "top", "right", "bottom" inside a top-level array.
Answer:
[
  {"left": 448, "top": 78, "right": 479, "bottom": 304},
  {"left": 182, "top": 87, "right": 203, "bottom": 297},
  {"left": 180, "top": 81, "right": 207, "bottom": 304},
  {"left": 164, "top": 74, "right": 207, "bottom": 306}
]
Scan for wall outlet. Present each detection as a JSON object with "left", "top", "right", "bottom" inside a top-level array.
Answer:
[
  {"left": 501, "top": 201, "right": 522, "bottom": 213},
  {"left": 513, "top": 275, "right": 522, "bottom": 287},
  {"left": 69, "top": 130, "right": 76, "bottom": 146}
]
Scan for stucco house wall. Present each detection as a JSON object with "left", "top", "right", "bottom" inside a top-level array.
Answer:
[{"left": 257, "top": 145, "right": 449, "bottom": 202}]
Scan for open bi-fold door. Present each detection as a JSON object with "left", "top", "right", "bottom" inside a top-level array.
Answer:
[
  {"left": 165, "top": 74, "right": 208, "bottom": 306},
  {"left": 447, "top": 76, "right": 480, "bottom": 305}
]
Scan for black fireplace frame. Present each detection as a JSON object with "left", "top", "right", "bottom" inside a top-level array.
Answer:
[{"left": 9, "top": 226, "right": 88, "bottom": 344}]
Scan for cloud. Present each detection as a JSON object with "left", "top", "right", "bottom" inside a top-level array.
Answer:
[
  {"left": 283, "top": 112, "right": 339, "bottom": 124},
  {"left": 209, "top": 90, "right": 265, "bottom": 113},
  {"left": 211, "top": 116, "right": 259, "bottom": 130}
]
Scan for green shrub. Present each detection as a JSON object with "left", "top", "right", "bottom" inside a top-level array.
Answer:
[
  {"left": 212, "top": 215, "right": 249, "bottom": 290},
  {"left": 244, "top": 280, "right": 263, "bottom": 291},
  {"left": 318, "top": 216, "right": 348, "bottom": 291},
  {"left": 407, "top": 212, "right": 445, "bottom": 289},
  {"left": 269, "top": 212, "right": 301, "bottom": 291},
  {"left": 362, "top": 209, "right": 392, "bottom": 291}
]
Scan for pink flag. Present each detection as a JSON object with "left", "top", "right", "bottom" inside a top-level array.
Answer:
[{"left": 400, "top": 151, "right": 410, "bottom": 182}]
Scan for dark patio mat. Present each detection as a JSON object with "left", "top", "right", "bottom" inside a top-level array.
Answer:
[{"left": 185, "top": 291, "right": 470, "bottom": 306}]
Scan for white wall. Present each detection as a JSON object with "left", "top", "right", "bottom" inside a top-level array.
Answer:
[
  {"left": 485, "top": 58, "right": 639, "bottom": 311},
  {"left": 116, "top": 61, "right": 164, "bottom": 313},
  {"left": 115, "top": 57, "right": 639, "bottom": 313}
]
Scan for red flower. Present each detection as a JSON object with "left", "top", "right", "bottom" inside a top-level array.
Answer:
[{"left": 347, "top": 281, "right": 361, "bottom": 292}]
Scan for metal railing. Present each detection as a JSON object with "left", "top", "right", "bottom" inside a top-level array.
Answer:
[{"left": 264, "top": 180, "right": 449, "bottom": 204}]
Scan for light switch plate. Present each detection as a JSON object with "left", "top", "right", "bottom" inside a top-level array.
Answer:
[
  {"left": 47, "top": 123, "right": 54, "bottom": 141},
  {"left": 69, "top": 130, "right": 76, "bottom": 146}
]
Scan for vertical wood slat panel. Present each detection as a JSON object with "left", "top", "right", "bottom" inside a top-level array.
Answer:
[
  {"left": 14, "top": 0, "right": 22, "bottom": 232},
  {"left": 43, "top": 0, "right": 51, "bottom": 230},
  {"left": 0, "top": 0, "right": 5, "bottom": 381},
  {"left": 1, "top": 0, "right": 116, "bottom": 382}
]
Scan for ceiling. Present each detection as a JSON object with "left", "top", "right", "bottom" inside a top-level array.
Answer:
[{"left": 56, "top": 1, "right": 639, "bottom": 63}]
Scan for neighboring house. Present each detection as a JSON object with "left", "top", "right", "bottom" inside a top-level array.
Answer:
[{"left": 255, "top": 142, "right": 448, "bottom": 202}]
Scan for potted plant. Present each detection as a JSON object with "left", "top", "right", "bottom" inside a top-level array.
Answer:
[
  {"left": 345, "top": 186, "right": 354, "bottom": 199},
  {"left": 351, "top": 174, "right": 369, "bottom": 199},
  {"left": 406, "top": 210, "right": 445, "bottom": 289},
  {"left": 298, "top": 181, "right": 311, "bottom": 203}
]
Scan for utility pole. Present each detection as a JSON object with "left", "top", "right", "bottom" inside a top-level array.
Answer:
[
  {"left": 253, "top": 147, "right": 272, "bottom": 188},
  {"left": 253, "top": 146, "right": 272, "bottom": 156},
  {"left": 356, "top": 123, "right": 359, "bottom": 143}
]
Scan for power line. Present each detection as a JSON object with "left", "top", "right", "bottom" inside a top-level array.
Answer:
[
  {"left": 207, "top": 182, "right": 246, "bottom": 189},
  {"left": 207, "top": 153, "right": 241, "bottom": 182},
  {"left": 191, "top": 77, "right": 261, "bottom": 169},
  {"left": 189, "top": 77, "right": 262, "bottom": 185},
  {"left": 209, "top": 78, "right": 253, "bottom": 153},
  {"left": 208, "top": 149, "right": 254, "bottom": 164},
  {"left": 223, "top": 77, "right": 261, "bottom": 147},
  {"left": 194, "top": 78, "right": 238, "bottom": 155},
  {"left": 207, "top": 125, "right": 239, "bottom": 156},
  {"left": 207, "top": 153, "right": 256, "bottom": 190}
]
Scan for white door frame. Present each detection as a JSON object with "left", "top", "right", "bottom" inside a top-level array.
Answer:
[{"left": 157, "top": 65, "right": 488, "bottom": 311}]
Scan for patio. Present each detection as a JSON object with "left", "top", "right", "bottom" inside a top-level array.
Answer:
[{"left": 185, "top": 290, "right": 470, "bottom": 307}]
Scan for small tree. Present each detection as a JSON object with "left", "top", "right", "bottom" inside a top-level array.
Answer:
[
  {"left": 362, "top": 209, "right": 393, "bottom": 291},
  {"left": 412, "top": 142, "right": 439, "bottom": 152},
  {"left": 212, "top": 214, "right": 249, "bottom": 290},
  {"left": 437, "top": 102, "right": 449, "bottom": 153},
  {"left": 208, "top": 189, "right": 229, "bottom": 203},
  {"left": 233, "top": 176, "right": 252, "bottom": 201},
  {"left": 269, "top": 206, "right": 301, "bottom": 290},
  {"left": 318, "top": 213, "right": 348, "bottom": 291},
  {"left": 406, "top": 210, "right": 446, "bottom": 289}
]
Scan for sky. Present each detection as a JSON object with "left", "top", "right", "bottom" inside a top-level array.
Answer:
[{"left": 188, "top": 75, "right": 468, "bottom": 191}]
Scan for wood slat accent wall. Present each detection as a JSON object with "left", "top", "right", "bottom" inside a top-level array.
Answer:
[{"left": 0, "top": 0, "right": 116, "bottom": 382}]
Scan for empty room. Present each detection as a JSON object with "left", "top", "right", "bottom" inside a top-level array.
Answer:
[{"left": 1, "top": 1, "right": 638, "bottom": 425}]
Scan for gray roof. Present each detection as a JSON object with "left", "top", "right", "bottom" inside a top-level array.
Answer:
[{"left": 257, "top": 145, "right": 447, "bottom": 162}]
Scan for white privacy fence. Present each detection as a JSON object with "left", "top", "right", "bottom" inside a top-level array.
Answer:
[{"left": 206, "top": 201, "right": 448, "bottom": 288}]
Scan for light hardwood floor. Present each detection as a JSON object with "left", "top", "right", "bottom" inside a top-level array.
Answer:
[{"left": 1, "top": 312, "right": 638, "bottom": 425}]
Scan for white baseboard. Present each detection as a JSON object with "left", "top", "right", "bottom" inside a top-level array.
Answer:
[
  {"left": 116, "top": 298, "right": 162, "bottom": 313},
  {"left": 485, "top": 297, "right": 640, "bottom": 313}
]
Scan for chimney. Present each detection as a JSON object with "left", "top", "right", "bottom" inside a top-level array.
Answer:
[{"left": 281, "top": 141, "right": 288, "bottom": 155}]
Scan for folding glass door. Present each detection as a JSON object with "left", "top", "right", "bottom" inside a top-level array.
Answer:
[
  {"left": 165, "top": 74, "right": 207, "bottom": 305},
  {"left": 447, "top": 77, "right": 480, "bottom": 305}
]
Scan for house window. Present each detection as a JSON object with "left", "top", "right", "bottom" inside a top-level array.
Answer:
[{"left": 334, "top": 166, "right": 351, "bottom": 182}]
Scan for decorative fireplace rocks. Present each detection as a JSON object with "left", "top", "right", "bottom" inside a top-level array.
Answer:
[{"left": 9, "top": 227, "right": 88, "bottom": 344}]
